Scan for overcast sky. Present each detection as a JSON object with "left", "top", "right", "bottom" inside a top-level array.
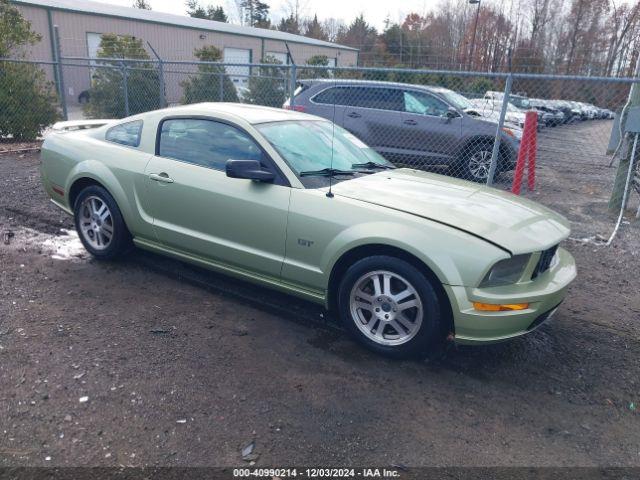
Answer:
[{"left": 98, "top": 0, "right": 438, "bottom": 31}]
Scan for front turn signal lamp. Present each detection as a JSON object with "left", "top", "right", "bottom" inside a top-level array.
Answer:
[{"left": 473, "top": 302, "right": 529, "bottom": 312}]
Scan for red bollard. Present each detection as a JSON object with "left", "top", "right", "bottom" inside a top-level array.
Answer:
[
  {"left": 511, "top": 111, "right": 538, "bottom": 195},
  {"left": 527, "top": 114, "right": 538, "bottom": 191}
]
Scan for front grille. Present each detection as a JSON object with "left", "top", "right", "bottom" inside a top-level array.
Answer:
[{"left": 531, "top": 244, "right": 558, "bottom": 280}]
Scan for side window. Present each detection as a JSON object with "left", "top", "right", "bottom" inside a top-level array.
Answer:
[
  {"left": 403, "top": 91, "right": 449, "bottom": 117},
  {"left": 312, "top": 86, "right": 404, "bottom": 111},
  {"left": 158, "top": 119, "right": 263, "bottom": 171},
  {"left": 105, "top": 120, "right": 143, "bottom": 147},
  {"left": 351, "top": 87, "right": 404, "bottom": 111},
  {"left": 313, "top": 87, "right": 350, "bottom": 106}
]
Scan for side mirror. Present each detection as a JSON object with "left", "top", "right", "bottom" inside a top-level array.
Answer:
[
  {"left": 442, "top": 106, "right": 460, "bottom": 123},
  {"left": 446, "top": 106, "right": 460, "bottom": 118},
  {"left": 226, "top": 160, "right": 275, "bottom": 183}
]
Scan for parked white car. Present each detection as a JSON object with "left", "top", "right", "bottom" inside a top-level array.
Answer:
[
  {"left": 484, "top": 91, "right": 552, "bottom": 128},
  {"left": 467, "top": 98, "right": 527, "bottom": 128}
]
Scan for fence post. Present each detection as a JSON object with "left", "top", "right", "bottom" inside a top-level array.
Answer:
[
  {"left": 219, "top": 73, "right": 224, "bottom": 101},
  {"left": 121, "top": 62, "right": 130, "bottom": 117},
  {"left": 289, "top": 63, "right": 297, "bottom": 109},
  {"left": 486, "top": 74, "right": 513, "bottom": 186},
  {"left": 147, "top": 42, "right": 165, "bottom": 108},
  {"left": 609, "top": 60, "right": 640, "bottom": 212},
  {"left": 157, "top": 59, "right": 166, "bottom": 108},
  {"left": 53, "top": 25, "right": 68, "bottom": 121}
]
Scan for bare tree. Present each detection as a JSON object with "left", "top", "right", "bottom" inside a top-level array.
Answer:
[
  {"left": 321, "top": 18, "right": 345, "bottom": 43},
  {"left": 604, "top": 1, "right": 640, "bottom": 76}
]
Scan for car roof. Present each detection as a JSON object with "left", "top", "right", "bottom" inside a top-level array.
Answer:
[
  {"left": 147, "top": 102, "right": 319, "bottom": 125},
  {"left": 300, "top": 78, "right": 451, "bottom": 94}
]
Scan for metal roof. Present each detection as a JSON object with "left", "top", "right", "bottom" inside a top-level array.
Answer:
[{"left": 15, "top": 0, "right": 358, "bottom": 52}]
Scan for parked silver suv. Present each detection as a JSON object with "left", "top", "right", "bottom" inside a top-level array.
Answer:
[{"left": 286, "top": 79, "right": 520, "bottom": 181}]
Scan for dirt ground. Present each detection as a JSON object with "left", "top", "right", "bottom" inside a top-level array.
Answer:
[{"left": 0, "top": 120, "right": 639, "bottom": 469}]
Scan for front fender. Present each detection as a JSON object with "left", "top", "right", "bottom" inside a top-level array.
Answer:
[{"left": 321, "top": 219, "right": 509, "bottom": 288}]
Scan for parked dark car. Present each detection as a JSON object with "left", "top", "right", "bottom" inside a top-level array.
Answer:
[
  {"left": 529, "top": 99, "right": 565, "bottom": 126},
  {"left": 550, "top": 100, "right": 581, "bottom": 123},
  {"left": 285, "top": 80, "right": 520, "bottom": 182}
]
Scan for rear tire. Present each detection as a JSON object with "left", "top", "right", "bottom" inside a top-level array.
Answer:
[
  {"left": 337, "top": 255, "right": 444, "bottom": 359},
  {"left": 73, "top": 185, "right": 131, "bottom": 260}
]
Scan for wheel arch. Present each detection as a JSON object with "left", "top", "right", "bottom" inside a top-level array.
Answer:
[
  {"left": 457, "top": 135, "right": 511, "bottom": 161},
  {"left": 327, "top": 243, "right": 454, "bottom": 336},
  {"left": 68, "top": 177, "right": 105, "bottom": 210},
  {"left": 66, "top": 165, "right": 135, "bottom": 233}
]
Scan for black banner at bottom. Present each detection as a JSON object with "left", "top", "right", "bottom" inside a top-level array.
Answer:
[{"left": 1, "top": 467, "right": 639, "bottom": 480}]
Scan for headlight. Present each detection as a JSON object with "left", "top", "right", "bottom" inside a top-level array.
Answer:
[
  {"left": 480, "top": 254, "right": 531, "bottom": 287},
  {"left": 501, "top": 126, "right": 522, "bottom": 141}
]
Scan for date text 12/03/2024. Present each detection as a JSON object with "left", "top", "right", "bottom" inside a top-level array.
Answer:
[{"left": 233, "top": 468, "right": 402, "bottom": 478}]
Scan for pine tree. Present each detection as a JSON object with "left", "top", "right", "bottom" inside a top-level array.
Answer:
[
  {"left": 181, "top": 45, "right": 239, "bottom": 103},
  {"left": 185, "top": 0, "right": 207, "bottom": 18},
  {"left": 240, "top": 0, "right": 270, "bottom": 28},
  {"left": 83, "top": 34, "right": 161, "bottom": 118},
  {"left": 186, "top": 1, "right": 227, "bottom": 21},
  {"left": 244, "top": 56, "right": 286, "bottom": 107},
  {"left": 304, "top": 15, "right": 328, "bottom": 41},
  {"left": 278, "top": 13, "right": 300, "bottom": 34},
  {"left": 0, "top": 0, "right": 59, "bottom": 140},
  {"left": 209, "top": 6, "right": 227, "bottom": 22}
]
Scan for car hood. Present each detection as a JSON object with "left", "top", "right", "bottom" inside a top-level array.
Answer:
[{"left": 331, "top": 169, "right": 570, "bottom": 254}]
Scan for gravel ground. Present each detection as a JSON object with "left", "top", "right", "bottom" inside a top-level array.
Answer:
[{"left": 0, "top": 120, "right": 639, "bottom": 469}]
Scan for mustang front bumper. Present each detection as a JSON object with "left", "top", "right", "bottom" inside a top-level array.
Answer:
[{"left": 445, "top": 247, "right": 576, "bottom": 344}]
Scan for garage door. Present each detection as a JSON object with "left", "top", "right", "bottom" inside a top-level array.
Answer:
[{"left": 224, "top": 47, "right": 251, "bottom": 88}]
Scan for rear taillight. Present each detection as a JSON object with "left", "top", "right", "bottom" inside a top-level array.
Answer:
[{"left": 285, "top": 105, "right": 305, "bottom": 112}]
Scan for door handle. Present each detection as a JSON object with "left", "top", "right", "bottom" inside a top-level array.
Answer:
[
  {"left": 347, "top": 112, "right": 361, "bottom": 118},
  {"left": 149, "top": 172, "right": 174, "bottom": 183},
  {"left": 403, "top": 119, "right": 418, "bottom": 125}
]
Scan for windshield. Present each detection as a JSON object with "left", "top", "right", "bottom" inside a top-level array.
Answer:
[
  {"left": 510, "top": 96, "right": 531, "bottom": 109},
  {"left": 506, "top": 102, "right": 523, "bottom": 113},
  {"left": 438, "top": 90, "right": 472, "bottom": 110},
  {"left": 256, "top": 120, "right": 391, "bottom": 176}
]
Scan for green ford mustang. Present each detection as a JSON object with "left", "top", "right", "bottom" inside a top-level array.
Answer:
[{"left": 41, "top": 103, "right": 576, "bottom": 358}]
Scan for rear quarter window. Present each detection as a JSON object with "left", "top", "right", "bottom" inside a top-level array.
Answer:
[{"left": 105, "top": 120, "right": 143, "bottom": 147}]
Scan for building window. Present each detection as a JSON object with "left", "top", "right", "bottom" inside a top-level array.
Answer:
[{"left": 265, "top": 52, "right": 288, "bottom": 65}]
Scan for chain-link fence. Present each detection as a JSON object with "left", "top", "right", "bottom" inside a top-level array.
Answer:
[{"left": 1, "top": 55, "right": 639, "bottom": 234}]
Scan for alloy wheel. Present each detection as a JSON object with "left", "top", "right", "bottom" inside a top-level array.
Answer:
[
  {"left": 468, "top": 149, "right": 492, "bottom": 180},
  {"left": 349, "top": 270, "right": 423, "bottom": 346},
  {"left": 78, "top": 195, "right": 114, "bottom": 250}
]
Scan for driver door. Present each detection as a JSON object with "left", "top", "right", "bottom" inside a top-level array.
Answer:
[
  {"left": 140, "top": 117, "right": 290, "bottom": 278},
  {"left": 399, "top": 89, "right": 462, "bottom": 162}
]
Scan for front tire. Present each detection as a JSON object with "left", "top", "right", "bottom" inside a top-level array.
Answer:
[
  {"left": 459, "top": 142, "right": 493, "bottom": 182},
  {"left": 337, "top": 255, "right": 444, "bottom": 359},
  {"left": 73, "top": 185, "right": 131, "bottom": 259}
]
